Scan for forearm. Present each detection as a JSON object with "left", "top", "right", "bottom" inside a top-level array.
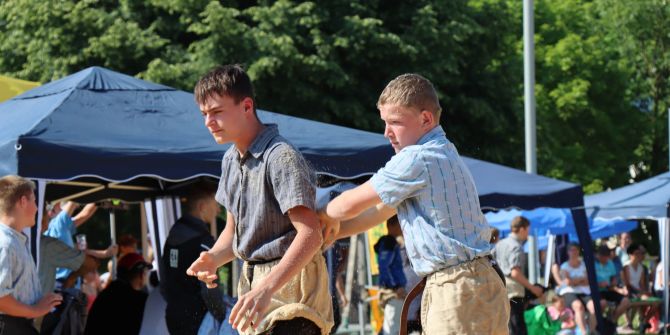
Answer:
[
  {"left": 259, "top": 224, "right": 322, "bottom": 294},
  {"left": 209, "top": 225, "right": 236, "bottom": 267},
  {"left": 338, "top": 203, "right": 396, "bottom": 239},
  {"left": 73, "top": 203, "right": 97, "bottom": 227},
  {"left": 0, "top": 295, "right": 38, "bottom": 318},
  {"left": 510, "top": 268, "right": 535, "bottom": 290},
  {"left": 85, "top": 249, "right": 109, "bottom": 259}
]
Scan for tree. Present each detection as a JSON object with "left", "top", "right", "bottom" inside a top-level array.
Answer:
[{"left": 596, "top": 0, "right": 670, "bottom": 179}]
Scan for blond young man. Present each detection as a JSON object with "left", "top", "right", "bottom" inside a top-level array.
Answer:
[
  {"left": 0, "top": 175, "right": 63, "bottom": 334},
  {"left": 186, "top": 65, "right": 333, "bottom": 335},
  {"left": 321, "top": 74, "right": 509, "bottom": 334}
]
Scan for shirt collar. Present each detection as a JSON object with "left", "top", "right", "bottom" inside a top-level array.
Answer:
[
  {"left": 247, "top": 124, "right": 279, "bottom": 159},
  {"left": 416, "top": 125, "right": 446, "bottom": 145},
  {"left": 0, "top": 221, "right": 28, "bottom": 244}
]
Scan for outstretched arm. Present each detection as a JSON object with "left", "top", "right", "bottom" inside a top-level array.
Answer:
[
  {"left": 73, "top": 203, "right": 97, "bottom": 227},
  {"left": 321, "top": 182, "right": 396, "bottom": 246}
]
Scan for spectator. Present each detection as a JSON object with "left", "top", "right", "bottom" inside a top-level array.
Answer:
[
  {"left": 101, "top": 233, "right": 138, "bottom": 288},
  {"left": 373, "top": 216, "right": 406, "bottom": 335},
  {"left": 117, "top": 234, "right": 138, "bottom": 259},
  {"left": 622, "top": 243, "right": 657, "bottom": 331},
  {"left": 557, "top": 242, "right": 596, "bottom": 335},
  {"left": 594, "top": 244, "right": 632, "bottom": 333},
  {"left": 85, "top": 253, "right": 151, "bottom": 335},
  {"left": 490, "top": 227, "right": 500, "bottom": 245},
  {"left": 38, "top": 211, "right": 117, "bottom": 294},
  {"left": 398, "top": 235, "right": 422, "bottom": 334},
  {"left": 616, "top": 232, "right": 633, "bottom": 266},
  {"left": 161, "top": 183, "right": 220, "bottom": 335},
  {"left": 547, "top": 294, "right": 576, "bottom": 335},
  {"left": 43, "top": 201, "right": 98, "bottom": 283},
  {"left": 495, "top": 216, "right": 544, "bottom": 335},
  {"left": 0, "top": 175, "right": 62, "bottom": 334}
]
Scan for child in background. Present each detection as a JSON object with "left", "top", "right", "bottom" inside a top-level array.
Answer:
[
  {"left": 547, "top": 295, "right": 576, "bottom": 335},
  {"left": 374, "top": 216, "right": 406, "bottom": 335}
]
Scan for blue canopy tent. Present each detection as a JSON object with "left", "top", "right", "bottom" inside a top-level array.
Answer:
[
  {"left": 485, "top": 207, "right": 638, "bottom": 250},
  {"left": 585, "top": 172, "right": 670, "bottom": 333}
]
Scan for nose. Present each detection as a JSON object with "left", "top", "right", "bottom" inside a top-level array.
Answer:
[
  {"left": 384, "top": 124, "right": 391, "bottom": 138},
  {"left": 205, "top": 113, "right": 215, "bottom": 128}
]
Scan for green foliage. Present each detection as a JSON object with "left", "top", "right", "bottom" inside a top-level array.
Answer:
[{"left": 1, "top": 0, "right": 667, "bottom": 192}]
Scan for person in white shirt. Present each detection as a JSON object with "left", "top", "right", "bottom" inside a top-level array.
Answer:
[{"left": 557, "top": 242, "right": 596, "bottom": 335}]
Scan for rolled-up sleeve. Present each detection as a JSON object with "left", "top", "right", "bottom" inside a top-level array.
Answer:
[
  {"left": 268, "top": 145, "right": 316, "bottom": 214},
  {"left": 370, "top": 149, "right": 427, "bottom": 208}
]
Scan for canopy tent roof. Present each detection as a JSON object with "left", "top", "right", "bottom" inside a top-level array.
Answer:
[
  {"left": 485, "top": 207, "right": 638, "bottom": 250},
  {"left": 0, "top": 74, "right": 39, "bottom": 103},
  {"left": 463, "top": 157, "right": 584, "bottom": 210},
  {"left": 585, "top": 171, "right": 670, "bottom": 220},
  {"left": 0, "top": 66, "right": 587, "bottom": 208},
  {"left": 0, "top": 67, "right": 393, "bottom": 201}
]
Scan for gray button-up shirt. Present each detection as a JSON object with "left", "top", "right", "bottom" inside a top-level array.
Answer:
[
  {"left": 0, "top": 222, "right": 42, "bottom": 310},
  {"left": 216, "top": 124, "right": 316, "bottom": 262},
  {"left": 494, "top": 233, "right": 526, "bottom": 276}
]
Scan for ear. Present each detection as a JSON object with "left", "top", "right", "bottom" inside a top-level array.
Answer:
[
  {"left": 420, "top": 110, "right": 434, "bottom": 128},
  {"left": 242, "top": 97, "right": 254, "bottom": 114}
]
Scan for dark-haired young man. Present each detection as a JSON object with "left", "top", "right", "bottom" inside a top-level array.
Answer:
[{"left": 187, "top": 65, "right": 333, "bottom": 335}]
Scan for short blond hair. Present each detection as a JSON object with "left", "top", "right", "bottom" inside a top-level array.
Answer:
[
  {"left": 377, "top": 73, "right": 442, "bottom": 120},
  {"left": 0, "top": 175, "right": 35, "bottom": 215}
]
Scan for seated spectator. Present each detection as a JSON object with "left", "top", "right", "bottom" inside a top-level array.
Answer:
[
  {"left": 85, "top": 253, "right": 152, "bottom": 335},
  {"left": 547, "top": 294, "right": 576, "bottom": 335},
  {"left": 557, "top": 242, "right": 596, "bottom": 335},
  {"left": 622, "top": 243, "right": 658, "bottom": 332},
  {"left": 594, "top": 244, "right": 632, "bottom": 333}
]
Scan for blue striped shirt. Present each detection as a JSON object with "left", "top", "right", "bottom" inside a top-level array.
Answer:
[
  {"left": 0, "top": 222, "right": 42, "bottom": 309},
  {"left": 370, "top": 126, "right": 492, "bottom": 277}
]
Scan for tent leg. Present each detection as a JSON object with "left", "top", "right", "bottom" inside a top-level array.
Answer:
[{"left": 110, "top": 210, "right": 117, "bottom": 280}]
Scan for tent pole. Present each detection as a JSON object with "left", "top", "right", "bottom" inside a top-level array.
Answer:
[
  {"left": 342, "top": 234, "right": 358, "bottom": 328},
  {"left": 528, "top": 229, "right": 537, "bottom": 284},
  {"left": 140, "top": 204, "right": 149, "bottom": 261},
  {"left": 110, "top": 210, "right": 117, "bottom": 280},
  {"left": 660, "top": 217, "right": 669, "bottom": 335},
  {"left": 544, "top": 234, "right": 556, "bottom": 287}
]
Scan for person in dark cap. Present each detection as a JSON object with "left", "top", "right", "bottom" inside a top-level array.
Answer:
[{"left": 85, "top": 253, "right": 152, "bottom": 335}]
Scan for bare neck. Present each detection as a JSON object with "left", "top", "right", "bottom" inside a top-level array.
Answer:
[
  {"left": 234, "top": 121, "right": 265, "bottom": 156},
  {"left": 0, "top": 215, "right": 25, "bottom": 232}
]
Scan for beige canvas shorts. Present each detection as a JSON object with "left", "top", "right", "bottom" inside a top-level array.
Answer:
[
  {"left": 421, "top": 257, "right": 510, "bottom": 335},
  {"left": 237, "top": 254, "right": 334, "bottom": 335}
]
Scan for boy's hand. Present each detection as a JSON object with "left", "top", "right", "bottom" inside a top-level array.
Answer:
[
  {"left": 229, "top": 284, "right": 273, "bottom": 332},
  {"left": 319, "top": 211, "right": 340, "bottom": 250},
  {"left": 186, "top": 252, "right": 219, "bottom": 288},
  {"left": 32, "top": 293, "right": 63, "bottom": 317}
]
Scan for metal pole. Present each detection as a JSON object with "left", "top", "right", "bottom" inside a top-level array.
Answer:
[
  {"left": 342, "top": 234, "right": 358, "bottom": 328},
  {"left": 110, "top": 210, "right": 117, "bottom": 280},
  {"left": 524, "top": 0, "right": 537, "bottom": 174},
  {"left": 528, "top": 229, "right": 537, "bottom": 284},
  {"left": 544, "top": 234, "right": 556, "bottom": 287}
]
